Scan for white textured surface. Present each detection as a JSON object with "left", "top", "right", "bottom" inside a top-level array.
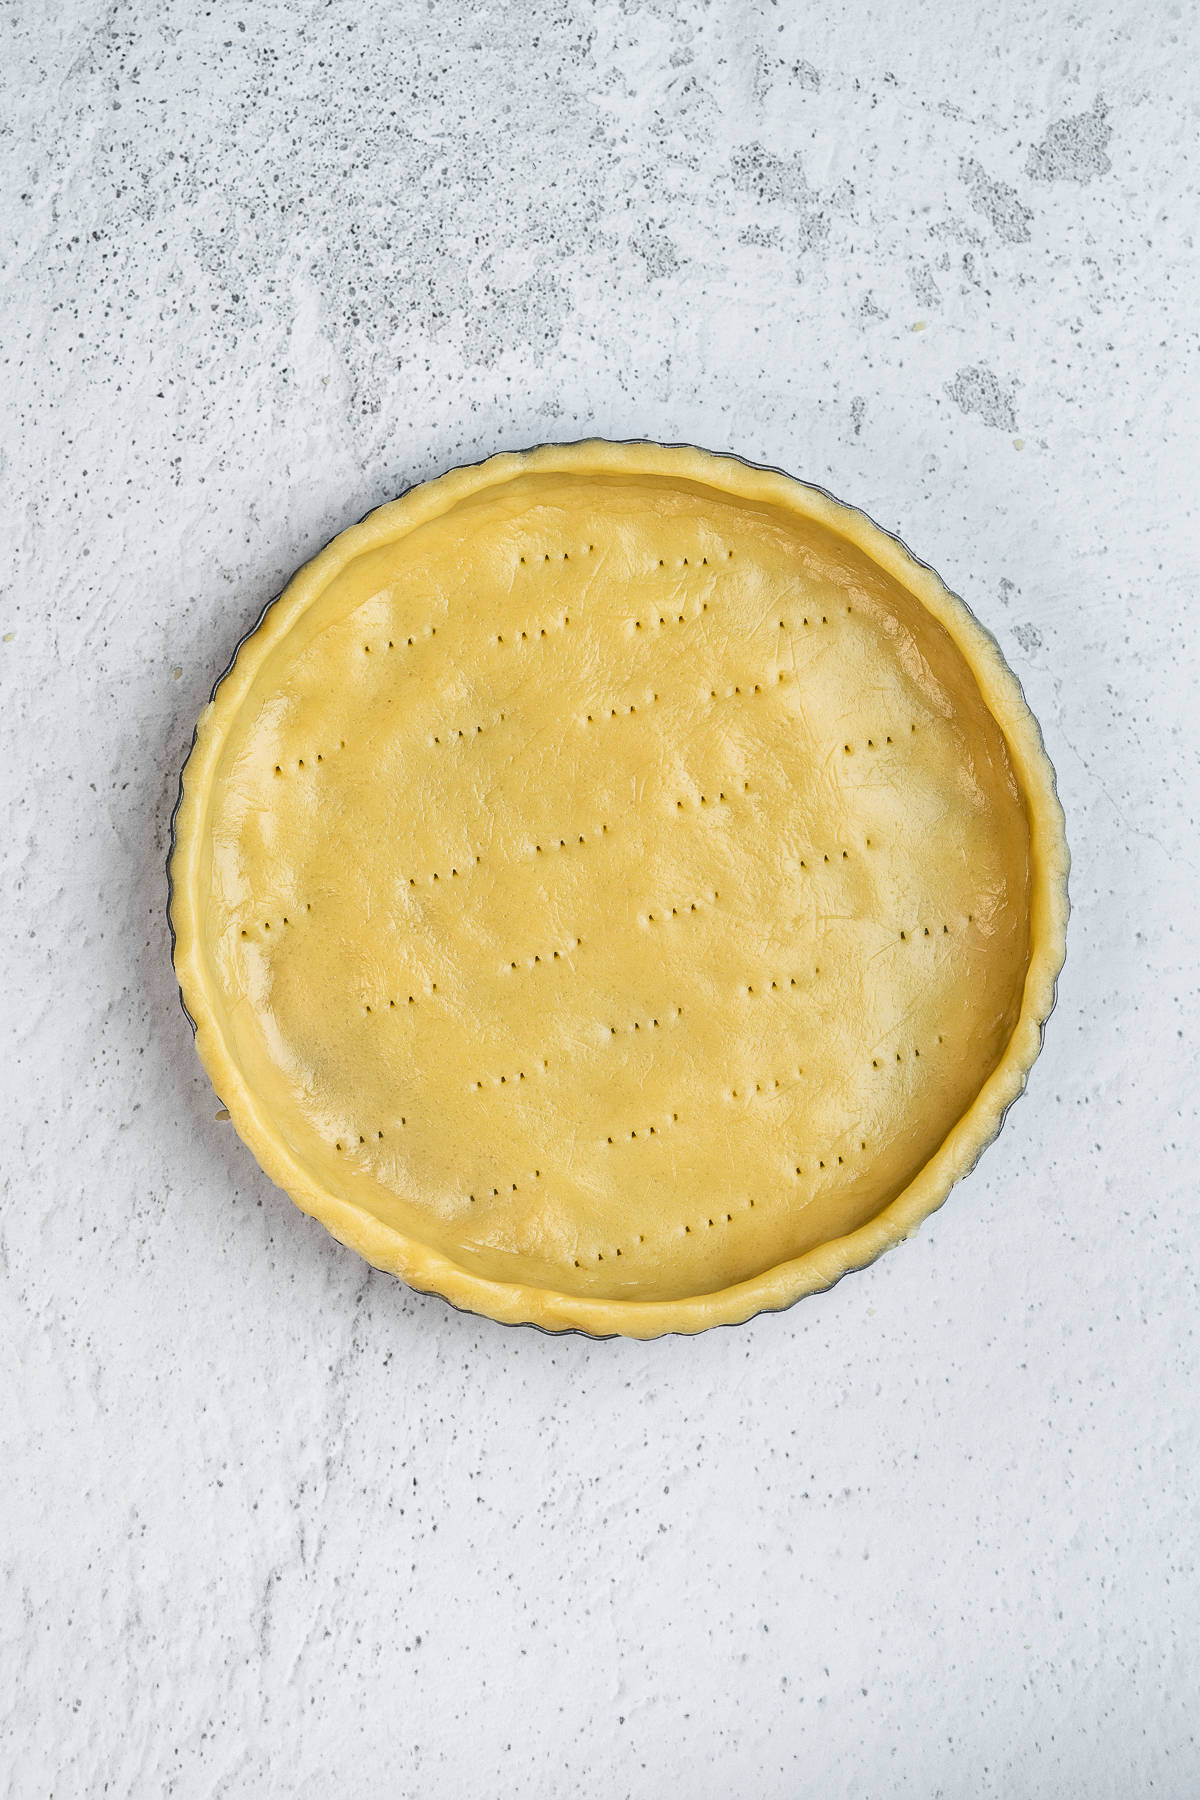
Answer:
[{"left": 2, "top": 2, "right": 1198, "bottom": 1794}]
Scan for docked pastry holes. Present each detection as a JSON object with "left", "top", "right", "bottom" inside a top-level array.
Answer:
[
  {"left": 405, "top": 852, "right": 484, "bottom": 887},
  {"left": 643, "top": 890, "right": 718, "bottom": 926},
  {"left": 528, "top": 821, "right": 609, "bottom": 857},
  {"left": 495, "top": 610, "right": 570, "bottom": 645},
  {"left": 173, "top": 449, "right": 1049, "bottom": 1322},
  {"left": 469, "top": 1063, "right": 548, "bottom": 1093},
  {"left": 430, "top": 709, "right": 505, "bottom": 747},
  {"left": 584, "top": 691, "right": 660, "bottom": 722},
  {"left": 273, "top": 739, "right": 345, "bottom": 775},
  {"left": 604, "top": 1110, "right": 680, "bottom": 1146},
  {"left": 602, "top": 1007, "right": 683, "bottom": 1039},
  {"left": 504, "top": 935, "right": 584, "bottom": 973}
]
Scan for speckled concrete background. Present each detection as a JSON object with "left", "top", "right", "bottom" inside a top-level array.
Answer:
[{"left": 2, "top": 2, "right": 1198, "bottom": 1795}]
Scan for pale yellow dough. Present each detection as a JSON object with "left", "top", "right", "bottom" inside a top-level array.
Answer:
[{"left": 170, "top": 442, "right": 1068, "bottom": 1336}]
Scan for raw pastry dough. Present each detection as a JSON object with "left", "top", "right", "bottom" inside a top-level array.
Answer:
[{"left": 170, "top": 443, "right": 1068, "bottom": 1336}]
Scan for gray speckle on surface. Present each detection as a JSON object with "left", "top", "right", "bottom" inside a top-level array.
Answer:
[
  {"left": 630, "top": 221, "right": 683, "bottom": 279},
  {"left": 946, "top": 364, "right": 1020, "bottom": 432},
  {"left": 909, "top": 259, "right": 943, "bottom": 309},
  {"left": 738, "top": 222, "right": 783, "bottom": 248},
  {"left": 789, "top": 58, "right": 822, "bottom": 93},
  {"left": 1027, "top": 94, "right": 1113, "bottom": 183},
  {"left": 3, "top": 2, "right": 1199, "bottom": 1797},
  {"left": 960, "top": 156, "right": 1035, "bottom": 243},
  {"left": 730, "top": 142, "right": 830, "bottom": 254},
  {"left": 459, "top": 269, "right": 571, "bottom": 370},
  {"left": 753, "top": 51, "right": 821, "bottom": 102}
]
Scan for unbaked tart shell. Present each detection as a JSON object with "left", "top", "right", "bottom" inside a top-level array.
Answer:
[{"left": 170, "top": 441, "right": 1069, "bottom": 1337}]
